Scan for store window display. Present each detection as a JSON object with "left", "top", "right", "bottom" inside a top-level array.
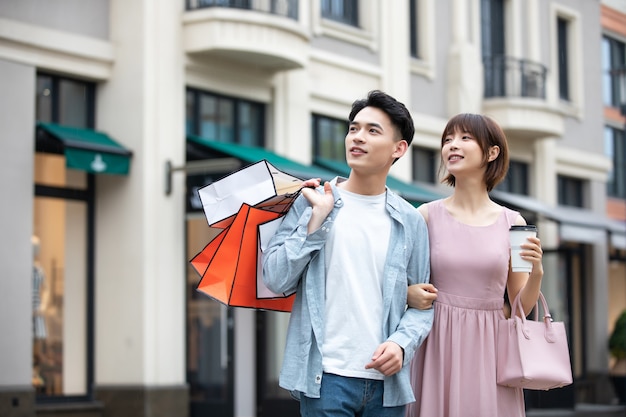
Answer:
[{"left": 32, "top": 235, "right": 48, "bottom": 389}]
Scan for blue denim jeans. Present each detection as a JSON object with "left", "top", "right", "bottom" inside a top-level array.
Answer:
[{"left": 300, "top": 373, "right": 406, "bottom": 417}]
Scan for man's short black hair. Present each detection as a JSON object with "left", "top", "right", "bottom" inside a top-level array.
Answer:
[{"left": 348, "top": 90, "right": 415, "bottom": 146}]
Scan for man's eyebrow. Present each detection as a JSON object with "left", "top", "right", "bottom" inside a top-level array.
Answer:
[{"left": 349, "top": 121, "right": 384, "bottom": 130}]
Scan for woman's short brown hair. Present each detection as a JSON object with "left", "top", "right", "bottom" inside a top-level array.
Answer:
[{"left": 439, "top": 113, "right": 509, "bottom": 192}]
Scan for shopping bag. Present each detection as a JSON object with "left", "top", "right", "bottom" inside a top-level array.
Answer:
[{"left": 192, "top": 203, "right": 296, "bottom": 312}]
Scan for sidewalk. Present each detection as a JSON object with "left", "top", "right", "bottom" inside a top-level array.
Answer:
[{"left": 527, "top": 404, "right": 626, "bottom": 417}]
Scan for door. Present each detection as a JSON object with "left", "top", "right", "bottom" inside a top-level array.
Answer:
[
  {"left": 186, "top": 215, "right": 235, "bottom": 417},
  {"left": 524, "top": 248, "right": 577, "bottom": 409},
  {"left": 256, "top": 310, "right": 300, "bottom": 417}
]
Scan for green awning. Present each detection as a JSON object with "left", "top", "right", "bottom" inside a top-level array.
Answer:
[
  {"left": 314, "top": 157, "right": 443, "bottom": 206},
  {"left": 187, "top": 135, "right": 337, "bottom": 181},
  {"left": 37, "top": 122, "right": 133, "bottom": 175}
]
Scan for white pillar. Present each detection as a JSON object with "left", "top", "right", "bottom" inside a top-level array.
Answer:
[
  {"left": 96, "top": 0, "right": 186, "bottom": 386},
  {"left": 447, "top": 0, "right": 483, "bottom": 115},
  {"left": 0, "top": 59, "right": 36, "bottom": 389}
]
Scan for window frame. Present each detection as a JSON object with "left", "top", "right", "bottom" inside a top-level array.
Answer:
[
  {"left": 550, "top": 4, "right": 583, "bottom": 117},
  {"left": 312, "top": 0, "right": 375, "bottom": 50},
  {"left": 602, "top": 35, "right": 626, "bottom": 109},
  {"left": 411, "top": 146, "right": 437, "bottom": 184},
  {"left": 605, "top": 125, "right": 626, "bottom": 199},
  {"left": 321, "top": 0, "right": 358, "bottom": 26},
  {"left": 186, "top": 88, "right": 266, "bottom": 147},
  {"left": 496, "top": 160, "right": 529, "bottom": 195},
  {"left": 311, "top": 113, "right": 348, "bottom": 162},
  {"left": 409, "top": 0, "right": 436, "bottom": 79},
  {"left": 557, "top": 16, "right": 570, "bottom": 102},
  {"left": 557, "top": 174, "right": 585, "bottom": 208}
]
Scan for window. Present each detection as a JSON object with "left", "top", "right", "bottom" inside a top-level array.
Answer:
[
  {"left": 605, "top": 126, "right": 626, "bottom": 199},
  {"left": 602, "top": 36, "right": 626, "bottom": 109},
  {"left": 409, "top": 0, "right": 419, "bottom": 58},
  {"left": 321, "top": 0, "right": 358, "bottom": 26},
  {"left": 557, "top": 17, "right": 570, "bottom": 101},
  {"left": 408, "top": 0, "right": 436, "bottom": 79},
  {"left": 312, "top": 114, "right": 348, "bottom": 162},
  {"left": 187, "top": 0, "right": 299, "bottom": 20},
  {"left": 33, "top": 73, "right": 94, "bottom": 400},
  {"left": 36, "top": 74, "right": 94, "bottom": 129},
  {"left": 557, "top": 175, "right": 584, "bottom": 207},
  {"left": 412, "top": 147, "right": 436, "bottom": 184},
  {"left": 186, "top": 89, "right": 265, "bottom": 147},
  {"left": 481, "top": 0, "right": 506, "bottom": 97},
  {"left": 496, "top": 160, "right": 529, "bottom": 195}
]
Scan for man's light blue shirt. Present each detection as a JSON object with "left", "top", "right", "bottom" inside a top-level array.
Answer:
[{"left": 262, "top": 178, "right": 433, "bottom": 407}]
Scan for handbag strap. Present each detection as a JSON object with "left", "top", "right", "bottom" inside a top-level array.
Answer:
[{"left": 510, "top": 291, "right": 557, "bottom": 343}]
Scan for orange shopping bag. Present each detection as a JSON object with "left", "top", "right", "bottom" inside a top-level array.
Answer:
[{"left": 191, "top": 203, "right": 295, "bottom": 312}]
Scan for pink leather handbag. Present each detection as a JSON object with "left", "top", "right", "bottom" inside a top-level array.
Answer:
[{"left": 497, "top": 291, "right": 573, "bottom": 390}]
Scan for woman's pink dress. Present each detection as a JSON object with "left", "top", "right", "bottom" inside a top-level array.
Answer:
[{"left": 406, "top": 199, "right": 525, "bottom": 417}]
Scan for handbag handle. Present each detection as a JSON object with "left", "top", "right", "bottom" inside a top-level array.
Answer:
[{"left": 510, "top": 291, "right": 558, "bottom": 343}]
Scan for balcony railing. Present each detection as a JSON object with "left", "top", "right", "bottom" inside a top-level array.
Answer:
[
  {"left": 186, "top": 0, "right": 298, "bottom": 20},
  {"left": 483, "top": 56, "right": 547, "bottom": 99}
]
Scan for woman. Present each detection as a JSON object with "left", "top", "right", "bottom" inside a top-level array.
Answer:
[{"left": 406, "top": 113, "right": 544, "bottom": 417}]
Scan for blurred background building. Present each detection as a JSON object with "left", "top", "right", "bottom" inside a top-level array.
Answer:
[{"left": 0, "top": 0, "right": 625, "bottom": 416}]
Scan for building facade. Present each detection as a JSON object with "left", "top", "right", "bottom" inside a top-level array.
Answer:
[{"left": 0, "top": 1, "right": 625, "bottom": 416}]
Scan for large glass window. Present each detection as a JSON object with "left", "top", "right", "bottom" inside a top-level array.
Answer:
[
  {"left": 605, "top": 126, "right": 626, "bottom": 199},
  {"left": 33, "top": 73, "right": 94, "bottom": 400},
  {"left": 312, "top": 114, "right": 348, "bottom": 162},
  {"left": 321, "top": 0, "right": 358, "bottom": 26},
  {"left": 186, "top": 89, "right": 265, "bottom": 147},
  {"left": 602, "top": 36, "right": 626, "bottom": 109},
  {"left": 496, "top": 160, "right": 529, "bottom": 195}
]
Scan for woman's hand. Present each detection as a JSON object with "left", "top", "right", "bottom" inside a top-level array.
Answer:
[
  {"left": 520, "top": 235, "right": 543, "bottom": 276},
  {"left": 407, "top": 283, "right": 438, "bottom": 310}
]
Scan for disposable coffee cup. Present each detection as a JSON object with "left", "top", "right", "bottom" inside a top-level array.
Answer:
[{"left": 509, "top": 225, "right": 537, "bottom": 273}]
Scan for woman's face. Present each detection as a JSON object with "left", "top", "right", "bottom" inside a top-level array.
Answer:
[{"left": 441, "top": 127, "right": 485, "bottom": 177}]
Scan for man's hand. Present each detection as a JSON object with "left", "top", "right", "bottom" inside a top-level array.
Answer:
[
  {"left": 301, "top": 181, "right": 334, "bottom": 234},
  {"left": 364, "top": 341, "right": 404, "bottom": 376}
]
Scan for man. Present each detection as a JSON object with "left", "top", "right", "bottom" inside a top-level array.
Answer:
[{"left": 263, "top": 90, "right": 433, "bottom": 417}]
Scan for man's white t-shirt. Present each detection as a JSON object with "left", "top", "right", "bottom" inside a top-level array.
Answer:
[{"left": 321, "top": 187, "right": 391, "bottom": 380}]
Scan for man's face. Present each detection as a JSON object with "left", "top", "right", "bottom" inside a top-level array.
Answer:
[{"left": 345, "top": 106, "right": 405, "bottom": 175}]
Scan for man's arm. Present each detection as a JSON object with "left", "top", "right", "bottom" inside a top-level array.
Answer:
[
  {"left": 386, "top": 216, "right": 433, "bottom": 368},
  {"left": 262, "top": 186, "right": 334, "bottom": 295}
]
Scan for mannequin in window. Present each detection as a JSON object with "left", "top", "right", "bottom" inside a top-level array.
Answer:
[{"left": 32, "top": 235, "right": 47, "bottom": 388}]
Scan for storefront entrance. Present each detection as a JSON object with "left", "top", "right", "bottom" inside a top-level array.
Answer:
[{"left": 186, "top": 215, "right": 235, "bottom": 417}]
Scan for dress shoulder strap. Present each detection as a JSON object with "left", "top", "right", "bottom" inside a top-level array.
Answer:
[{"left": 503, "top": 207, "right": 521, "bottom": 227}]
